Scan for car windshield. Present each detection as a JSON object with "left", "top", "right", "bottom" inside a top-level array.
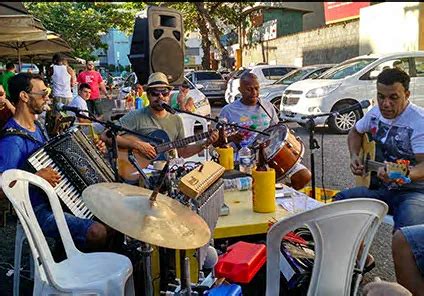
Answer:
[
  {"left": 233, "top": 68, "right": 251, "bottom": 79},
  {"left": 319, "top": 58, "right": 377, "bottom": 79},
  {"left": 274, "top": 68, "right": 312, "bottom": 85},
  {"left": 196, "top": 72, "right": 223, "bottom": 80}
]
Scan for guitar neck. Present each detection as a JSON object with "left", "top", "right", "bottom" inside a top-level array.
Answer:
[
  {"left": 156, "top": 130, "right": 211, "bottom": 154},
  {"left": 365, "top": 159, "right": 384, "bottom": 172}
]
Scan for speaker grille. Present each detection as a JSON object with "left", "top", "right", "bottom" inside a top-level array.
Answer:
[{"left": 151, "top": 37, "right": 184, "bottom": 83}]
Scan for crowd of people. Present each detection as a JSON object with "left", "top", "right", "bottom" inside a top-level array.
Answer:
[{"left": 0, "top": 51, "right": 424, "bottom": 294}]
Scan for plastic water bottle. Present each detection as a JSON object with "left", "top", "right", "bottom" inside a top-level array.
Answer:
[
  {"left": 239, "top": 140, "right": 253, "bottom": 174},
  {"left": 135, "top": 97, "right": 142, "bottom": 109}
]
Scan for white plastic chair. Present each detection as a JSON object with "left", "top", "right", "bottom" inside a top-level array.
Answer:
[
  {"left": 2, "top": 169, "right": 135, "bottom": 296},
  {"left": 178, "top": 113, "right": 210, "bottom": 161},
  {"left": 266, "top": 198, "right": 388, "bottom": 296}
]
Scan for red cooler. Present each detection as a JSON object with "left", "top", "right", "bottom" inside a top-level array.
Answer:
[{"left": 214, "top": 241, "right": 266, "bottom": 284}]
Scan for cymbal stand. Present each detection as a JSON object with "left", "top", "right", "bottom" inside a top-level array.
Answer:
[{"left": 138, "top": 242, "right": 154, "bottom": 296}]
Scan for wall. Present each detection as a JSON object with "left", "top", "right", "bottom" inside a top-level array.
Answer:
[
  {"left": 99, "top": 29, "right": 131, "bottom": 67},
  {"left": 359, "top": 2, "right": 423, "bottom": 55},
  {"left": 263, "top": 9, "right": 303, "bottom": 36},
  {"left": 242, "top": 20, "right": 359, "bottom": 67}
]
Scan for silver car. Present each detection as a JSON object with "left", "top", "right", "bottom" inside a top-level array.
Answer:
[
  {"left": 185, "top": 70, "right": 227, "bottom": 105},
  {"left": 259, "top": 64, "right": 334, "bottom": 109}
]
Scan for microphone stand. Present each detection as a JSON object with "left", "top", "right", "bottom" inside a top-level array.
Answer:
[
  {"left": 300, "top": 111, "right": 334, "bottom": 200},
  {"left": 167, "top": 105, "right": 270, "bottom": 136},
  {"left": 72, "top": 111, "right": 164, "bottom": 182}
]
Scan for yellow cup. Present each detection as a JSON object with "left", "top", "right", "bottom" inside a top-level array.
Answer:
[
  {"left": 252, "top": 168, "right": 276, "bottom": 213},
  {"left": 215, "top": 147, "right": 234, "bottom": 170}
]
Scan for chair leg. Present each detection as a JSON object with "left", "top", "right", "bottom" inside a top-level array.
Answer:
[{"left": 13, "top": 223, "right": 26, "bottom": 296}]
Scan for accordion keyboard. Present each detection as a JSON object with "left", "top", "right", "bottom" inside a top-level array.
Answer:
[{"left": 27, "top": 127, "right": 115, "bottom": 219}]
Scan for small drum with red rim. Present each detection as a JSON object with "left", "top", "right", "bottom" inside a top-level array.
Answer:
[{"left": 252, "top": 123, "right": 305, "bottom": 181}]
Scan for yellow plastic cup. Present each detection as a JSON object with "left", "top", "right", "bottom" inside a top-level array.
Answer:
[
  {"left": 215, "top": 147, "right": 234, "bottom": 170},
  {"left": 252, "top": 168, "right": 276, "bottom": 213}
]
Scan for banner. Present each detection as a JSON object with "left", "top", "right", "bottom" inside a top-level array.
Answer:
[{"left": 324, "top": 2, "right": 370, "bottom": 24}]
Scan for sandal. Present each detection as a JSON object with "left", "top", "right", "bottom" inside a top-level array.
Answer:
[{"left": 363, "top": 254, "right": 376, "bottom": 274}]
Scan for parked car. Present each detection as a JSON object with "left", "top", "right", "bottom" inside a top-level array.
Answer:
[
  {"left": 16, "top": 63, "right": 39, "bottom": 74},
  {"left": 118, "top": 72, "right": 211, "bottom": 117},
  {"left": 185, "top": 70, "right": 227, "bottom": 105},
  {"left": 280, "top": 51, "right": 424, "bottom": 133},
  {"left": 225, "top": 64, "right": 298, "bottom": 104},
  {"left": 259, "top": 64, "right": 334, "bottom": 109}
]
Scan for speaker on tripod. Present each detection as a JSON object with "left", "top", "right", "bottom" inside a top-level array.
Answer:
[{"left": 129, "top": 6, "right": 185, "bottom": 86}]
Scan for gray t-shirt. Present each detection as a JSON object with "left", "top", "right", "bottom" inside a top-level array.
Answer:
[
  {"left": 219, "top": 99, "right": 279, "bottom": 144},
  {"left": 118, "top": 107, "right": 185, "bottom": 141}
]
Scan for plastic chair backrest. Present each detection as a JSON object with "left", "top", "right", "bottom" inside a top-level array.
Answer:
[
  {"left": 178, "top": 113, "right": 209, "bottom": 137},
  {"left": 1, "top": 169, "right": 82, "bottom": 290},
  {"left": 178, "top": 113, "right": 210, "bottom": 161},
  {"left": 266, "top": 198, "right": 388, "bottom": 296}
]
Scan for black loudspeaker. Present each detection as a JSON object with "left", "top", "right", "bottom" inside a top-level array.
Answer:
[{"left": 129, "top": 6, "right": 185, "bottom": 85}]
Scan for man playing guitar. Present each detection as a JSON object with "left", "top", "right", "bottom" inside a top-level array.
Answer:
[
  {"left": 335, "top": 68, "right": 424, "bottom": 230},
  {"left": 101, "top": 72, "right": 218, "bottom": 161},
  {"left": 217, "top": 72, "right": 311, "bottom": 190}
]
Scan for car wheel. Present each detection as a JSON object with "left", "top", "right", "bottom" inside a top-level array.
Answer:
[
  {"left": 271, "top": 96, "right": 282, "bottom": 110},
  {"left": 328, "top": 102, "right": 361, "bottom": 134}
]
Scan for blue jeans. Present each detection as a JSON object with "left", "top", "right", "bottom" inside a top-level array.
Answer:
[
  {"left": 335, "top": 186, "right": 424, "bottom": 230},
  {"left": 33, "top": 203, "right": 95, "bottom": 247},
  {"left": 401, "top": 225, "right": 424, "bottom": 276}
]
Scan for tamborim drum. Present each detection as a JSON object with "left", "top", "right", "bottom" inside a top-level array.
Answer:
[{"left": 252, "top": 123, "right": 304, "bottom": 181}]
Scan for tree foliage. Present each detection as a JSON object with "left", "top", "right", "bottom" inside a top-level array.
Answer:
[
  {"left": 25, "top": 2, "right": 253, "bottom": 68},
  {"left": 24, "top": 2, "right": 145, "bottom": 60}
]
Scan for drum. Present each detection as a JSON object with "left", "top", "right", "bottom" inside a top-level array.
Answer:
[{"left": 252, "top": 123, "right": 305, "bottom": 181}]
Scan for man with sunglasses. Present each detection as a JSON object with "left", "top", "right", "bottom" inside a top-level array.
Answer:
[
  {"left": 106, "top": 72, "right": 218, "bottom": 160},
  {"left": 77, "top": 60, "right": 111, "bottom": 116},
  {"left": 0, "top": 73, "right": 110, "bottom": 253}
]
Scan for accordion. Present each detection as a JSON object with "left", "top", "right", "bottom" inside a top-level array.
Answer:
[{"left": 27, "top": 127, "right": 115, "bottom": 219}]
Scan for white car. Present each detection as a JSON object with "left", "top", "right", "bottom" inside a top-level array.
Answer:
[
  {"left": 118, "top": 72, "right": 211, "bottom": 117},
  {"left": 280, "top": 51, "right": 424, "bottom": 133},
  {"left": 225, "top": 64, "right": 298, "bottom": 104}
]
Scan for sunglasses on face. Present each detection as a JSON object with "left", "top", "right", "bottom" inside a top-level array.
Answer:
[
  {"left": 0, "top": 92, "right": 5, "bottom": 96},
  {"left": 27, "top": 89, "right": 50, "bottom": 98},
  {"left": 149, "top": 90, "right": 170, "bottom": 97}
]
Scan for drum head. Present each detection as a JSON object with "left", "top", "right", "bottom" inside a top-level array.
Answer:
[{"left": 252, "top": 124, "right": 288, "bottom": 160}]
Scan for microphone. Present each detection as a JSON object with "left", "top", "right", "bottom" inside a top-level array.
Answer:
[
  {"left": 333, "top": 100, "right": 371, "bottom": 116},
  {"left": 159, "top": 102, "right": 176, "bottom": 114},
  {"left": 56, "top": 103, "right": 85, "bottom": 113}
]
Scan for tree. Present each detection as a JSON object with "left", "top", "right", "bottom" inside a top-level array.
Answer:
[
  {"left": 148, "top": 2, "right": 253, "bottom": 69},
  {"left": 24, "top": 2, "right": 144, "bottom": 60}
]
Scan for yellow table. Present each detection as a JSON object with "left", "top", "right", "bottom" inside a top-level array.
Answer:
[{"left": 214, "top": 190, "right": 289, "bottom": 239}]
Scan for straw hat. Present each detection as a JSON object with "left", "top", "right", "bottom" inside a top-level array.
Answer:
[{"left": 144, "top": 72, "right": 174, "bottom": 90}]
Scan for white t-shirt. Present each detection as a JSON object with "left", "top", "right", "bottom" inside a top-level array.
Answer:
[
  {"left": 356, "top": 102, "right": 424, "bottom": 188},
  {"left": 68, "top": 95, "right": 89, "bottom": 117}
]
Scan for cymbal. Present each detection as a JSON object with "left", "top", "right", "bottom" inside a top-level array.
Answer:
[{"left": 82, "top": 183, "right": 211, "bottom": 249}]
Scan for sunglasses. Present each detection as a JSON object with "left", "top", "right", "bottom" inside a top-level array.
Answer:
[
  {"left": 149, "top": 90, "right": 170, "bottom": 97},
  {"left": 27, "top": 89, "right": 50, "bottom": 98},
  {"left": 0, "top": 92, "right": 5, "bottom": 96}
]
